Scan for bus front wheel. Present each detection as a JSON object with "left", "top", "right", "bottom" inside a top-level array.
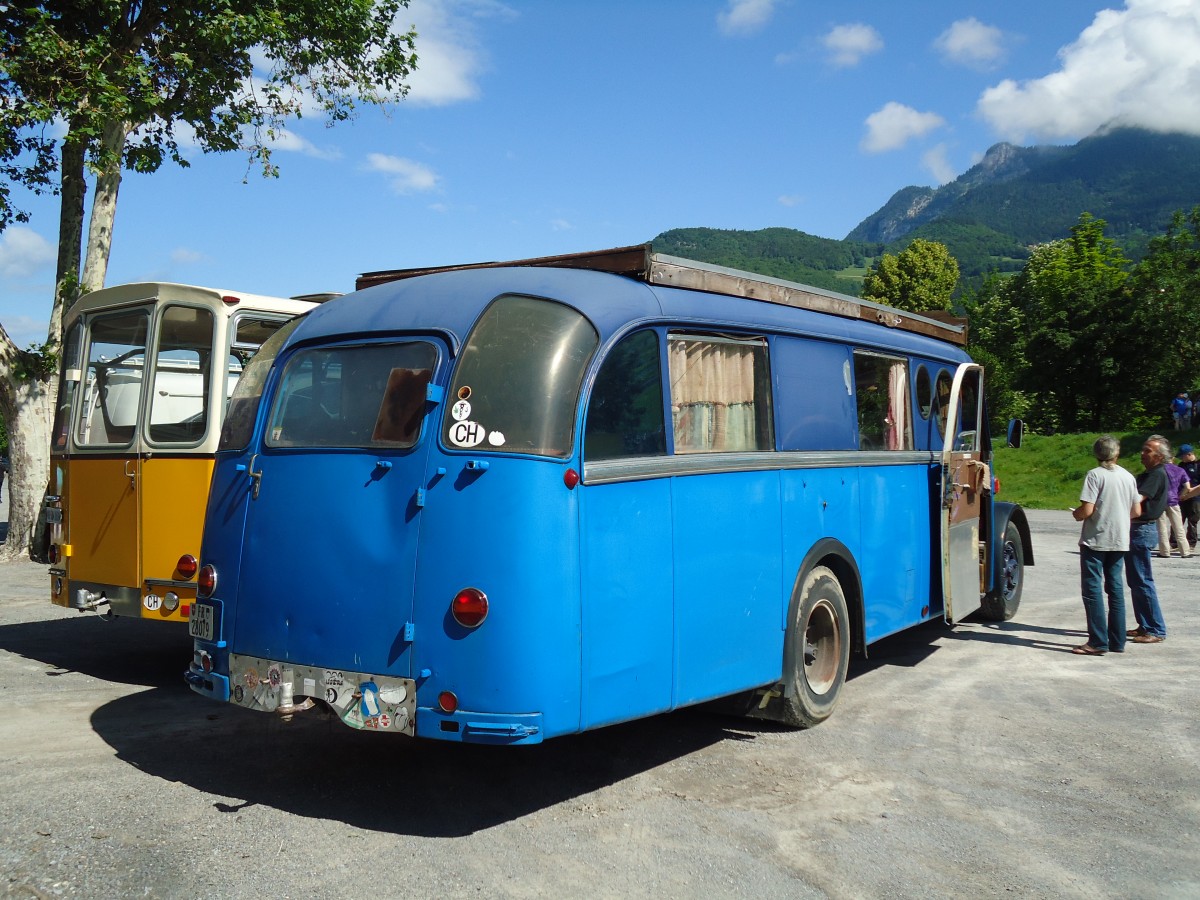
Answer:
[
  {"left": 782, "top": 565, "right": 850, "bottom": 728},
  {"left": 980, "top": 520, "right": 1024, "bottom": 622}
]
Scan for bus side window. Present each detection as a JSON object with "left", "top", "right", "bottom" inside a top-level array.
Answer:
[
  {"left": 53, "top": 322, "right": 84, "bottom": 451},
  {"left": 668, "top": 334, "right": 773, "bottom": 454},
  {"left": 934, "top": 369, "right": 953, "bottom": 440},
  {"left": 853, "top": 352, "right": 913, "bottom": 451},
  {"left": 915, "top": 365, "right": 932, "bottom": 419},
  {"left": 584, "top": 330, "right": 666, "bottom": 459}
]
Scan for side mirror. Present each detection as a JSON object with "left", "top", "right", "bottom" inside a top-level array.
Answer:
[{"left": 1007, "top": 418, "right": 1024, "bottom": 449}]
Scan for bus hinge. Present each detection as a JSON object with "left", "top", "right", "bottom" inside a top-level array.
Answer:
[
  {"left": 403, "top": 622, "right": 415, "bottom": 642},
  {"left": 415, "top": 488, "right": 426, "bottom": 508},
  {"left": 425, "top": 384, "right": 445, "bottom": 405}
]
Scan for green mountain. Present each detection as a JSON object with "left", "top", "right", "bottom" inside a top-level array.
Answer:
[
  {"left": 651, "top": 226, "right": 882, "bottom": 294},
  {"left": 652, "top": 128, "right": 1200, "bottom": 294}
]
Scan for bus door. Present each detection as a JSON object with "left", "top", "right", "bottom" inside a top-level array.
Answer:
[
  {"left": 940, "top": 363, "right": 986, "bottom": 623},
  {"left": 68, "top": 306, "right": 152, "bottom": 615},
  {"left": 138, "top": 305, "right": 218, "bottom": 616},
  {"left": 227, "top": 338, "right": 443, "bottom": 679}
]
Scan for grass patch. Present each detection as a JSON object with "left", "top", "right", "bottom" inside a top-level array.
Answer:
[{"left": 992, "top": 428, "right": 1198, "bottom": 509}]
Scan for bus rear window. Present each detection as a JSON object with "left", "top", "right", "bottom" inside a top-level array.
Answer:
[
  {"left": 266, "top": 341, "right": 437, "bottom": 449},
  {"left": 444, "top": 295, "right": 598, "bottom": 458}
]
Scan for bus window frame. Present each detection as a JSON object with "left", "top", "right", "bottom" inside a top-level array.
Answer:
[
  {"left": 75, "top": 307, "right": 153, "bottom": 451},
  {"left": 144, "top": 302, "right": 218, "bottom": 450}
]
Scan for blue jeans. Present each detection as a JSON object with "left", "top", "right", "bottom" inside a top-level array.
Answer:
[
  {"left": 1080, "top": 546, "right": 1127, "bottom": 651},
  {"left": 1125, "top": 522, "right": 1167, "bottom": 638}
]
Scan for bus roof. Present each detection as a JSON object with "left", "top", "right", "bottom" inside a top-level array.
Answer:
[
  {"left": 63, "top": 282, "right": 325, "bottom": 321},
  {"left": 356, "top": 244, "right": 968, "bottom": 347}
]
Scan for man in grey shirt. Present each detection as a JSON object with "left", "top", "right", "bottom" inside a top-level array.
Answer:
[{"left": 1072, "top": 435, "right": 1141, "bottom": 655}]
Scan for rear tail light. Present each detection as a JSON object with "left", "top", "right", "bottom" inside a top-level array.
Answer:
[
  {"left": 438, "top": 691, "right": 458, "bottom": 713},
  {"left": 198, "top": 564, "right": 217, "bottom": 598},
  {"left": 47, "top": 545, "right": 59, "bottom": 565},
  {"left": 177, "top": 554, "right": 198, "bottom": 579},
  {"left": 451, "top": 587, "right": 488, "bottom": 627}
]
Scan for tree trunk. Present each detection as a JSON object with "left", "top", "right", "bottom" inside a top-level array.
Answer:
[
  {"left": 51, "top": 134, "right": 87, "bottom": 337},
  {"left": 80, "top": 119, "right": 130, "bottom": 292},
  {"left": 0, "top": 366, "right": 54, "bottom": 561}
]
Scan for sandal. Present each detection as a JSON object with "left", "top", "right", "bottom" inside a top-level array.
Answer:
[{"left": 1072, "top": 644, "right": 1107, "bottom": 655}]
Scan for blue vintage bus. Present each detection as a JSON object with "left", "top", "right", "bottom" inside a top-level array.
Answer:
[{"left": 186, "top": 246, "right": 1032, "bottom": 744}]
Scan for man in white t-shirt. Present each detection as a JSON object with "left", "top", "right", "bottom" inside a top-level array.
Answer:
[{"left": 1071, "top": 435, "right": 1142, "bottom": 655}]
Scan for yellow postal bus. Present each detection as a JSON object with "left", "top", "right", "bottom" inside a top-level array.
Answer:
[{"left": 47, "top": 283, "right": 324, "bottom": 623}]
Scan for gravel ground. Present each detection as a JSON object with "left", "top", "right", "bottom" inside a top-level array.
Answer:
[{"left": 1, "top": 506, "right": 1198, "bottom": 899}]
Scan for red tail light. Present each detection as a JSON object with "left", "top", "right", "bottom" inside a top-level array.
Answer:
[
  {"left": 198, "top": 564, "right": 217, "bottom": 598},
  {"left": 451, "top": 587, "right": 488, "bottom": 627},
  {"left": 177, "top": 554, "right": 198, "bottom": 579},
  {"left": 438, "top": 691, "right": 459, "bottom": 713}
]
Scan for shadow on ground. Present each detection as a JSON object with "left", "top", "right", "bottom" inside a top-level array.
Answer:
[{"left": 2, "top": 602, "right": 1075, "bottom": 837}]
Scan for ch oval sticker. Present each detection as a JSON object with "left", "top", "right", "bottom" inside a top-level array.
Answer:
[{"left": 449, "top": 420, "right": 486, "bottom": 448}]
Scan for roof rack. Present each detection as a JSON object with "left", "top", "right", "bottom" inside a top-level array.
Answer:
[{"left": 356, "top": 244, "right": 967, "bottom": 346}]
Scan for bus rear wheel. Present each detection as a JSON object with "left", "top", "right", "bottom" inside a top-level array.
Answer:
[
  {"left": 782, "top": 565, "right": 850, "bottom": 728},
  {"left": 980, "top": 520, "right": 1024, "bottom": 621}
]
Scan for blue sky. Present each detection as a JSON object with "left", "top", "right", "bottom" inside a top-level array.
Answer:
[{"left": 3, "top": 0, "right": 1200, "bottom": 348}]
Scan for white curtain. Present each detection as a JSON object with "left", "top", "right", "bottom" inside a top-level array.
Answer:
[
  {"left": 669, "top": 339, "right": 761, "bottom": 453},
  {"left": 885, "top": 362, "right": 912, "bottom": 451}
]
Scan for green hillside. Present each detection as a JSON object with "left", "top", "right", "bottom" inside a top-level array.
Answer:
[
  {"left": 651, "top": 227, "right": 882, "bottom": 295},
  {"left": 651, "top": 129, "right": 1200, "bottom": 294}
]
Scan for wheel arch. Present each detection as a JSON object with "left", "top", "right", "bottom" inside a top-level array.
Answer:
[
  {"left": 993, "top": 501, "right": 1035, "bottom": 567},
  {"left": 785, "top": 538, "right": 865, "bottom": 665}
]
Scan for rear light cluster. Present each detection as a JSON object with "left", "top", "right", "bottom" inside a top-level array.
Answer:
[
  {"left": 198, "top": 564, "right": 217, "bottom": 598},
  {"left": 177, "top": 554, "right": 198, "bottom": 579},
  {"left": 451, "top": 587, "right": 488, "bottom": 627}
]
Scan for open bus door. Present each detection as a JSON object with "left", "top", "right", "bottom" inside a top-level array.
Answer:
[{"left": 940, "top": 362, "right": 987, "bottom": 624}]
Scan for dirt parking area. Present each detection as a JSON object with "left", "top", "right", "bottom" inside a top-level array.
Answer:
[{"left": 1, "top": 509, "right": 1198, "bottom": 899}]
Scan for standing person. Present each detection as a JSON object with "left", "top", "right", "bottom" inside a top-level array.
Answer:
[
  {"left": 1126, "top": 436, "right": 1171, "bottom": 644},
  {"left": 1071, "top": 435, "right": 1142, "bottom": 655},
  {"left": 1155, "top": 455, "right": 1192, "bottom": 558},
  {"left": 1171, "top": 392, "right": 1191, "bottom": 430},
  {"left": 1178, "top": 444, "right": 1200, "bottom": 549}
]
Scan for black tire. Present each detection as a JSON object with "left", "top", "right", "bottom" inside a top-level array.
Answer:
[
  {"left": 980, "top": 519, "right": 1024, "bottom": 621},
  {"left": 780, "top": 565, "right": 850, "bottom": 728}
]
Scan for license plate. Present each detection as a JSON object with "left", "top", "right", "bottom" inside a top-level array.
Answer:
[{"left": 189, "top": 603, "right": 215, "bottom": 641}]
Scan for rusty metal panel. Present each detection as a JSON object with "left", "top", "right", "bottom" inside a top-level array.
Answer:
[{"left": 354, "top": 244, "right": 967, "bottom": 346}]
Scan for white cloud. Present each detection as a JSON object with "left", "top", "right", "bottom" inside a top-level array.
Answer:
[
  {"left": 170, "top": 247, "right": 205, "bottom": 265},
  {"left": 934, "top": 18, "right": 1006, "bottom": 70},
  {"left": 365, "top": 154, "right": 441, "bottom": 193},
  {"left": 0, "top": 227, "right": 55, "bottom": 278},
  {"left": 717, "top": 0, "right": 778, "bottom": 36},
  {"left": 403, "top": 0, "right": 516, "bottom": 106},
  {"left": 861, "top": 102, "right": 946, "bottom": 153},
  {"left": 777, "top": 194, "right": 805, "bottom": 207},
  {"left": 1, "top": 314, "right": 50, "bottom": 349},
  {"left": 977, "top": 0, "right": 1200, "bottom": 141},
  {"left": 922, "top": 144, "right": 957, "bottom": 184},
  {"left": 265, "top": 128, "right": 342, "bottom": 160},
  {"left": 823, "top": 23, "right": 884, "bottom": 68},
  {"left": 550, "top": 219, "right": 574, "bottom": 232}
]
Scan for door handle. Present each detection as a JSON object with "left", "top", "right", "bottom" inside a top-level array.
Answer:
[
  {"left": 248, "top": 454, "right": 263, "bottom": 499},
  {"left": 124, "top": 460, "right": 137, "bottom": 490}
]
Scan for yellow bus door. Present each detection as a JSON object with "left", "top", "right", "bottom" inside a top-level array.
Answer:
[
  {"left": 941, "top": 363, "right": 987, "bottom": 624},
  {"left": 138, "top": 456, "right": 214, "bottom": 620},
  {"left": 66, "top": 307, "right": 151, "bottom": 616},
  {"left": 65, "top": 454, "right": 142, "bottom": 615}
]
